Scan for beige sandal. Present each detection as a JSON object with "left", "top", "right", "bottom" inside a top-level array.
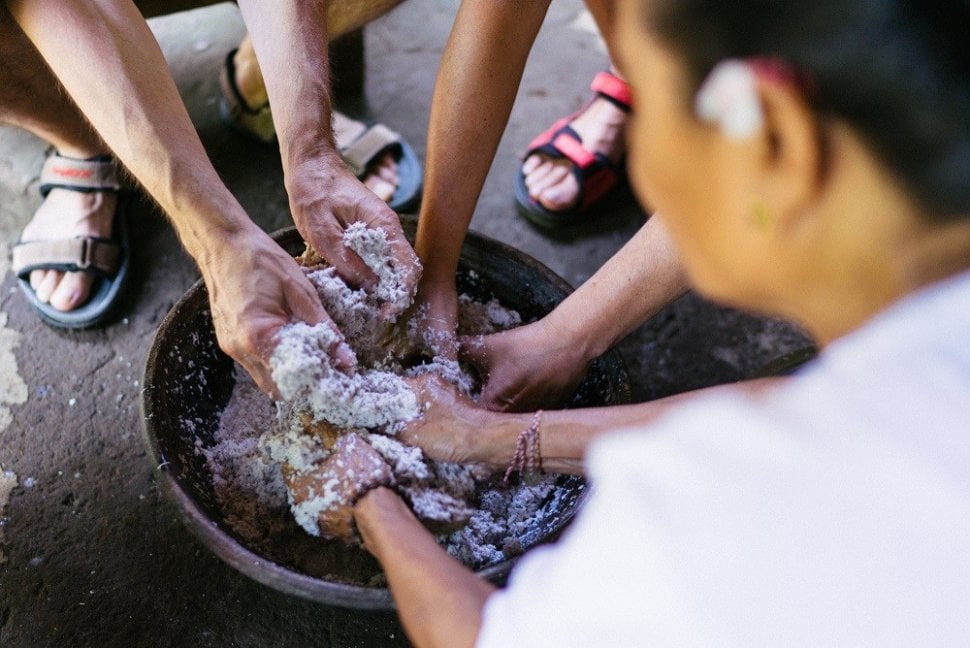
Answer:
[{"left": 11, "top": 154, "right": 130, "bottom": 329}]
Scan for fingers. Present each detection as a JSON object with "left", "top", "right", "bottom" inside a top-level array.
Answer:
[
  {"left": 306, "top": 217, "right": 379, "bottom": 290},
  {"left": 458, "top": 334, "right": 509, "bottom": 411},
  {"left": 241, "top": 357, "right": 282, "bottom": 401},
  {"left": 283, "top": 276, "right": 358, "bottom": 373}
]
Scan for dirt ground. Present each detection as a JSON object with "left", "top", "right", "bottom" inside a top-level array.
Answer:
[{"left": 0, "top": 2, "right": 810, "bottom": 646}]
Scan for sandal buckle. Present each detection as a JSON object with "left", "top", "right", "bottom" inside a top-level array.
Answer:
[{"left": 76, "top": 238, "right": 93, "bottom": 271}]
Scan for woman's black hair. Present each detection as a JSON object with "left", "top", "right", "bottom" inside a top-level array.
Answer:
[{"left": 645, "top": 0, "right": 970, "bottom": 221}]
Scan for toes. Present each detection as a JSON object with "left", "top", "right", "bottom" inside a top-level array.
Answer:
[
  {"left": 521, "top": 154, "right": 543, "bottom": 175},
  {"left": 34, "top": 271, "right": 60, "bottom": 304},
  {"left": 49, "top": 272, "right": 91, "bottom": 312},
  {"left": 360, "top": 152, "right": 400, "bottom": 204},
  {"left": 30, "top": 269, "right": 47, "bottom": 292},
  {"left": 539, "top": 174, "right": 581, "bottom": 211},
  {"left": 524, "top": 160, "right": 557, "bottom": 193},
  {"left": 377, "top": 151, "right": 399, "bottom": 177},
  {"left": 527, "top": 163, "right": 570, "bottom": 199},
  {"left": 525, "top": 161, "right": 579, "bottom": 211},
  {"left": 363, "top": 175, "right": 396, "bottom": 203},
  {"left": 376, "top": 158, "right": 398, "bottom": 185}
]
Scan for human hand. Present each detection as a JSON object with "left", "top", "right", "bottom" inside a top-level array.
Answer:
[
  {"left": 398, "top": 374, "right": 491, "bottom": 465},
  {"left": 354, "top": 486, "right": 421, "bottom": 555},
  {"left": 285, "top": 154, "right": 420, "bottom": 320},
  {"left": 284, "top": 432, "right": 394, "bottom": 543},
  {"left": 459, "top": 317, "right": 591, "bottom": 412},
  {"left": 407, "top": 273, "right": 460, "bottom": 360},
  {"left": 200, "top": 223, "right": 355, "bottom": 398}
]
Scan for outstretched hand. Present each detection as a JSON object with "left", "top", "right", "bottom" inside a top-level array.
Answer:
[
  {"left": 201, "top": 223, "right": 354, "bottom": 398},
  {"left": 398, "top": 374, "right": 490, "bottom": 465},
  {"left": 286, "top": 155, "right": 420, "bottom": 321},
  {"left": 459, "top": 318, "right": 591, "bottom": 412}
]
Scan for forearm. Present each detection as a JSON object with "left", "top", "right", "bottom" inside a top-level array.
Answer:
[
  {"left": 9, "top": 0, "right": 252, "bottom": 261},
  {"left": 474, "top": 376, "right": 785, "bottom": 474},
  {"left": 236, "top": 1, "right": 336, "bottom": 171},
  {"left": 415, "top": 0, "right": 551, "bottom": 283},
  {"left": 356, "top": 488, "right": 494, "bottom": 648},
  {"left": 544, "top": 215, "right": 689, "bottom": 362}
]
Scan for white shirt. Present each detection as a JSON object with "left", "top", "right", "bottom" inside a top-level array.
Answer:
[{"left": 478, "top": 272, "right": 970, "bottom": 647}]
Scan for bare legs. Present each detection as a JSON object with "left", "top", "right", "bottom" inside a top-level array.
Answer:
[{"left": 0, "top": 5, "right": 116, "bottom": 312}]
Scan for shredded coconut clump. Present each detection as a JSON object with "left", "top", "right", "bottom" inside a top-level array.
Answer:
[
  {"left": 205, "top": 223, "right": 569, "bottom": 569},
  {"left": 341, "top": 221, "right": 413, "bottom": 317},
  {"left": 271, "top": 321, "right": 418, "bottom": 431}
]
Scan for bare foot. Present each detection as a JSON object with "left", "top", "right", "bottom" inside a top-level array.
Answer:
[
  {"left": 522, "top": 96, "right": 627, "bottom": 212},
  {"left": 19, "top": 188, "right": 117, "bottom": 311}
]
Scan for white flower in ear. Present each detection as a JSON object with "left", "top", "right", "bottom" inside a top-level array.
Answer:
[{"left": 694, "top": 60, "right": 764, "bottom": 139}]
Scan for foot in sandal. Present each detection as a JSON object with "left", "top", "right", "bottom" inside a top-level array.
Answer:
[
  {"left": 12, "top": 154, "right": 129, "bottom": 329},
  {"left": 514, "top": 69, "right": 631, "bottom": 228},
  {"left": 218, "top": 48, "right": 422, "bottom": 212}
]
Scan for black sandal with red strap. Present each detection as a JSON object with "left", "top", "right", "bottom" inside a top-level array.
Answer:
[{"left": 514, "top": 70, "right": 632, "bottom": 229}]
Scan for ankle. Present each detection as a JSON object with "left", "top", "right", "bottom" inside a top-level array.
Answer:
[
  {"left": 52, "top": 147, "right": 111, "bottom": 161},
  {"left": 233, "top": 51, "right": 269, "bottom": 110},
  {"left": 581, "top": 97, "right": 629, "bottom": 129}
]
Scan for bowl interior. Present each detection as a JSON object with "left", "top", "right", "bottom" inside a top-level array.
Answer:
[{"left": 142, "top": 220, "right": 631, "bottom": 609}]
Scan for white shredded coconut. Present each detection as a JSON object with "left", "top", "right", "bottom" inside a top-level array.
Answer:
[
  {"left": 204, "top": 224, "right": 568, "bottom": 572},
  {"left": 272, "top": 322, "right": 418, "bottom": 431}
]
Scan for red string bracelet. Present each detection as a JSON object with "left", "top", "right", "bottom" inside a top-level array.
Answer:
[{"left": 504, "top": 410, "right": 543, "bottom": 484}]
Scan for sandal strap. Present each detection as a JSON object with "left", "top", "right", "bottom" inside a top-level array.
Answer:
[
  {"left": 12, "top": 236, "right": 120, "bottom": 277},
  {"left": 333, "top": 111, "right": 402, "bottom": 177},
  {"left": 526, "top": 124, "right": 621, "bottom": 211},
  {"left": 550, "top": 131, "right": 598, "bottom": 169},
  {"left": 591, "top": 70, "right": 633, "bottom": 112},
  {"left": 40, "top": 155, "right": 122, "bottom": 197},
  {"left": 552, "top": 132, "right": 619, "bottom": 209}
]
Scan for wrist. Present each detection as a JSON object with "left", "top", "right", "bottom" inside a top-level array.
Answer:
[
  {"left": 355, "top": 487, "right": 416, "bottom": 555},
  {"left": 533, "top": 310, "right": 601, "bottom": 369},
  {"left": 190, "top": 219, "right": 271, "bottom": 284},
  {"left": 417, "top": 270, "right": 457, "bottom": 300},
  {"left": 476, "top": 411, "right": 534, "bottom": 469},
  {"left": 179, "top": 206, "right": 254, "bottom": 268},
  {"left": 280, "top": 120, "right": 338, "bottom": 177}
]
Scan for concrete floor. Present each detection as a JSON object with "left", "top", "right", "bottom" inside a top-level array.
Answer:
[{"left": 0, "top": 2, "right": 810, "bottom": 646}]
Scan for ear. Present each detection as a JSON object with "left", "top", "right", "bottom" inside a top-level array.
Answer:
[{"left": 752, "top": 65, "right": 825, "bottom": 237}]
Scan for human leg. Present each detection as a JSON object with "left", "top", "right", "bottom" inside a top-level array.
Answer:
[{"left": 0, "top": 6, "right": 121, "bottom": 317}]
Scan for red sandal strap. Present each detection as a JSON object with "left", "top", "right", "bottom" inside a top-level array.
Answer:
[
  {"left": 526, "top": 115, "right": 571, "bottom": 152},
  {"left": 591, "top": 71, "right": 633, "bottom": 111},
  {"left": 551, "top": 132, "right": 597, "bottom": 169},
  {"left": 578, "top": 166, "right": 618, "bottom": 209}
]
